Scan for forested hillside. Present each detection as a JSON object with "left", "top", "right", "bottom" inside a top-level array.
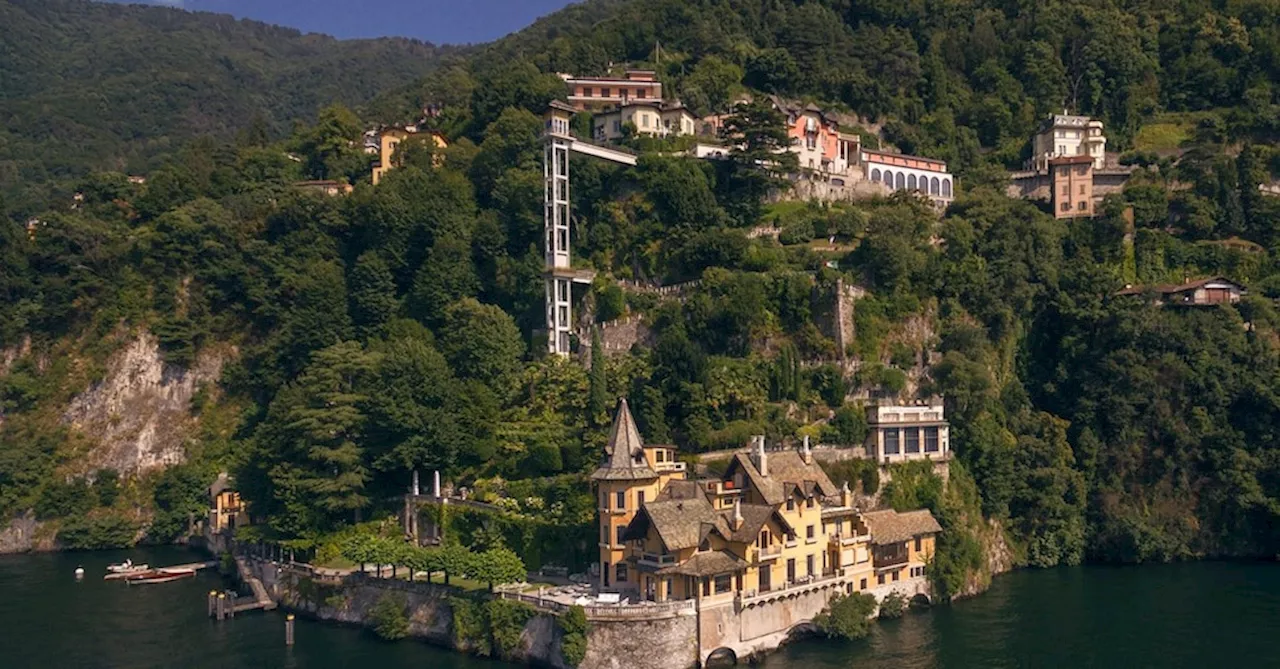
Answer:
[
  {"left": 0, "top": 0, "right": 452, "bottom": 212},
  {"left": 2, "top": 0, "right": 1280, "bottom": 590}
]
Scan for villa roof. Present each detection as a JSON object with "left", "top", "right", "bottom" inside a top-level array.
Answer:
[
  {"left": 548, "top": 100, "right": 578, "bottom": 114},
  {"left": 725, "top": 450, "right": 838, "bottom": 506},
  {"left": 720, "top": 503, "right": 789, "bottom": 543},
  {"left": 592, "top": 399, "right": 658, "bottom": 481},
  {"left": 862, "top": 509, "right": 942, "bottom": 545},
  {"left": 625, "top": 495, "right": 729, "bottom": 550},
  {"left": 208, "top": 472, "right": 234, "bottom": 499},
  {"left": 656, "top": 550, "right": 748, "bottom": 577}
]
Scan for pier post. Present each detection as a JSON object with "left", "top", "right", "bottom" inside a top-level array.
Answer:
[
  {"left": 216, "top": 593, "right": 226, "bottom": 620},
  {"left": 285, "top": 614, "right": 295, "bottom": 646},
  {"left": 207, "top": 591, "right": 216, "bottom": 618},
  {"left": 227, "top": 590, "right": 236, "bottom": 619}
]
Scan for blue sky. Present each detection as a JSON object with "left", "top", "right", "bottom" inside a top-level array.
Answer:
[{"left": 106, "top": 0, "right": 579, "bottom": 44}]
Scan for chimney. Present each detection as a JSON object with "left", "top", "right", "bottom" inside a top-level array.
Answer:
[
  {"left": 412, "top": 470, "right": 420, "bottom": 496},
  {"left": 755, "top": 435, "right": 768, "bottom": 477},
  {"left": 802, "top": 435, "right": 812, "bottom": 464},
  {"left": 731, "top": 499, "right": 743, "bottom": 531},
  {"left": 841, "top": 481, "right": 852, "bottom": 508},
  {"left": 433, "top": 470, "right": 441, "bottom": 498}
]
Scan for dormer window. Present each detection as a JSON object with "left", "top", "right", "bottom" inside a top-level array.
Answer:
[
  {"left": 786, "top": 499, "right": 795, "bottom": 511},
  {"left": 699, "top": 538, "right": 710, "bottom": 552}
]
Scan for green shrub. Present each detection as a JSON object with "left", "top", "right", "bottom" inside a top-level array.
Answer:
[
  {"left": 370, "top": 592, "right": 410, "bottom": 641},
  {"left": 58, "top": 514, "right": 139, "bottom": 550},
  {"left": 450, "top": 596, "right": 489, "bottom": 655},
  {"left": 595, "top": 284, "right": 626, "bottom": 322},
  {"left": 558, "top": 605, "right": 590, "bottom": 666},
  {"left": 485, "top": 599, "right": 535, "bottom": 660},
  {"left": 813, "top": 592, "right": 877, "bottom": 639},
  {"left": 95, "top": 469, "right": 121, "bottom": 507},
  {"left": 829, "top": 405, "right": 868, "bottom": 445},
  {"left": 878, "top": 591, "right": 907, "bottom": 620}
]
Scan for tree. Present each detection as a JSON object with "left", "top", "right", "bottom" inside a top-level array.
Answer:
[
  {"left": 718, "top": 100, "right": 798, "bottom": 223},
  {"left": 469, "top": 547, "right": 527, "bottom": 591},
  {"left": 348, "top": 252, "right": 400, "bottom": 335},
  {"left": 438, "top": 299, "right": 525, "bottom": 395},
  {"left": 680, "top": 55, "right": 744, "bottom": 114},
  {"left": 253, "top": 341, "right": 377, "bottom": 535},
  {"left": 297, "top": 104, "right": 365, "bottom": 182},
  {"left": 438, "top": 543, "right": 473, "bottom": 586},
  {"left": 407, "top": 237, "right": 479, "bottom": 324},
  {"left": 813, "top": 593, "right": 878, "bottom": 639},
  {"left": 588, "top": 329, "right": 609, "bottom": 427},
  {"left": 878, "top": 591, "right": 907, "bottom": 619}
]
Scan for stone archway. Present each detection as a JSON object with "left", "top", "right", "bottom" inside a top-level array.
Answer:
[
  {"left": 911, "top": 593, "right": 932, "bottom": 607},
  {"left": 706, "top": 647, "right": 738, "bottom": 667}
]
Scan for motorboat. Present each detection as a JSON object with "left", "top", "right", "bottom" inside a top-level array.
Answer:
[
  {"left": 107, "top": 559, "right": 148, "bottom": 573},
  {"left": 104, "top": 563, "right": 154, "bottom": 580}
]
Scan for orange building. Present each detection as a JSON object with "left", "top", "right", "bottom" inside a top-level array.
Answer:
[
  {"left": 1049, "top": 155, "right": 1095, "bottom": 218},
  {"left": 372, "top": 127, "right": 448, "bottom": 185}
]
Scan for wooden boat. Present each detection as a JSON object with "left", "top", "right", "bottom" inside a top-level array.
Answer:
[{"left": 126, "top": 569, "right": 196, "bottom": 585}]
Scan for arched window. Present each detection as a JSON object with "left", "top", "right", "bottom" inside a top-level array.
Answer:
[
  {"left": 942, "top": 179, "right": 952, "bottom": 197},
  {"left": 895, "top": 172, "right": 905, "bottom": 190},
  {"left": 871, "top": 168, "right": 881, "bottom": 183},
  {"left": 930, "top": 176, "right": 940, "bottom": 195},
  {"left": 907, "top": 174, "right": 918, "bottom": 190}
]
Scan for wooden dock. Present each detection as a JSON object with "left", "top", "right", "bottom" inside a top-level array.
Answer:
[{"left": 168, "top": 560, "right": 218, "bottom": 571}]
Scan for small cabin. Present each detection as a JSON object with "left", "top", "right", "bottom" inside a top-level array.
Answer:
[
  {"left": 208, "top": 472, "right": 249, "bottom": 533},
  {"left": 1117, "top": 277, "right": 1245, "bottom": 307}
]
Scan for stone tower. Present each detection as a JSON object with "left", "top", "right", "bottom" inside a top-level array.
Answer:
[{"left": 591, "top": 398, "right": 660, "bottom": 590}]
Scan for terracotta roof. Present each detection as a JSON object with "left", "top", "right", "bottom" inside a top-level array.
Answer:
[
  {"left": 862, "top": 509, "right": 942, "bottom": 545},
  {"left": 655, "top": 550, "right": 747, "bottom": 577},
  {"left": 592, "top": 399, "right": 658, "bottom": 481},
  {"left": 548, "top": 100, "right": 578, "bottom": 113}
]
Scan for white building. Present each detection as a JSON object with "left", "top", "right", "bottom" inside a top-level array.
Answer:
[
  {"left": 863, "top": 150, "right": 954, "bottom": 207},
  {"left": 866, "top": 400, "right": 950, "bottom": 464},
  {"left": 1031, "top": 112, "right": 1107, "bottom": 171},
  {"left": 594, "top": 101, "right": 698, "bottom": 142}
]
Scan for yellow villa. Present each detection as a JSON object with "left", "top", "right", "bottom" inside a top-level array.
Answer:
[
  {"left": 371, "top": 126, "right": 448, "bottom": 185},
  {"left": 591, "top": 400, "right": 941, "bottom": 612}
]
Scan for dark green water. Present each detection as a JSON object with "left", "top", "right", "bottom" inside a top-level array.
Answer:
[{"left": 3, "top": 546, "right": 1278, "bottom": 668}]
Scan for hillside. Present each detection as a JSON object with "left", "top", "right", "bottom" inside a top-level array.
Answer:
[
  {"left": 0, "top": 0, "right": 454, "bottom": 212},
  {"left": 2, "top": 0, "right": 1280, "bottom": 596}
]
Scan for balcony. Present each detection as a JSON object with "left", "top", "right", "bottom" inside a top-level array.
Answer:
[
  {"left": 636, "top": 552, "right": 678, "bottom": 568},
  {"left": 829, "top": 532, "right": 870, "bottom": 548},
  {"left": 755, "top": 544, "right": 782, "bottom": 561},
  {"left": 655, "top": 461, "right": 687, "bottom": 474}
]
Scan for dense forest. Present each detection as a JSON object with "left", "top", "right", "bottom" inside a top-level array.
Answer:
[
  {"left": 2, "top": 0, "right": 1280, "bottom": 592},
  {"left": 0, "top": 0, "right": 453, "bottom": 213}
]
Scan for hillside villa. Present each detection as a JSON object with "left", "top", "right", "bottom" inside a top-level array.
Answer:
[{"left": 587, "top": 399, "right": 940, "bottom": 663}]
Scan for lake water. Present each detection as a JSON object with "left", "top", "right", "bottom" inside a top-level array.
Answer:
[{"left": 2, "top": 546, "right": 1278, "bottom": 668}]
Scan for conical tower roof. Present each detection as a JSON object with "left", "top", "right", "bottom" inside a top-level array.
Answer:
[{"left": 592, "top": 398, "right": 658, "bottom": 481}]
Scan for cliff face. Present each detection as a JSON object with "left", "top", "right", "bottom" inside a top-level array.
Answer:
[{"left": 61, "top": 331, "right": 228, "bottom": 477}]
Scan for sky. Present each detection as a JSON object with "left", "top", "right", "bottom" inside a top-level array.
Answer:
[{"left": 106, "top": 0, "right": 580, "bottom": 44}]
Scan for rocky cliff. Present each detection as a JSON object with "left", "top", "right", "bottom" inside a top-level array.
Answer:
[{"left": 61, "top": 331, "right": 228, "bottom": 477}]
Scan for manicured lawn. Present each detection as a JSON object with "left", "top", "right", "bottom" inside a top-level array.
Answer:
[{"left": 1133, "top": 110, "right": 1223, "bottom": 154}]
